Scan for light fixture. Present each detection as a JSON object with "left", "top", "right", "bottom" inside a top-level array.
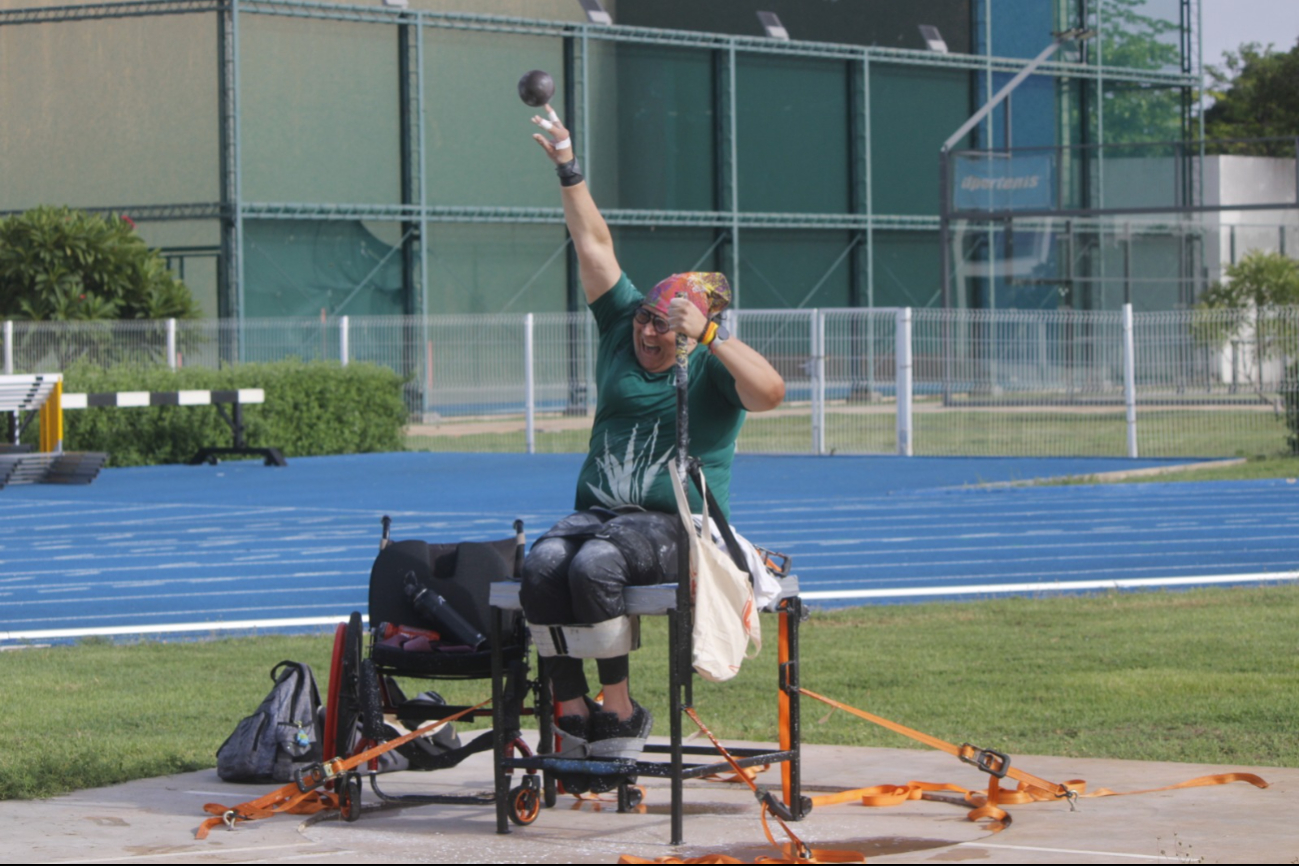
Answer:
[
  {"left": 757, "top": 11, "right": 789, "bottom": 40},
  {"left": 919, "top": 25, "right": 948, "bottom": 54},
  {"left": 576, "top": 0, "right": 612, "bottom": 25}
]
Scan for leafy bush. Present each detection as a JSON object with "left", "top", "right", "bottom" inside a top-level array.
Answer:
[
  {"left": 0, "top": 206, "right": 199, "bottom": 321},
  {"left": 56, "top": 360, "right": 408, "bottom": 466}
]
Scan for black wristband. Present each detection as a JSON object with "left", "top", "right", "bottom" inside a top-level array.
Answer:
[{"left": 556, "top": 157, "right": 584, "bottom": 187}]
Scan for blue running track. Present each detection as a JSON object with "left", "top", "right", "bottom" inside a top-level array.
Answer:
[{"left": 1, "top": 453, "right": 1295, "bottom": 643}]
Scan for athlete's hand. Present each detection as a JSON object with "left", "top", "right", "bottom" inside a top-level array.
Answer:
[{"left": 530, "top": 104, "right": 573, "bottom": 164}]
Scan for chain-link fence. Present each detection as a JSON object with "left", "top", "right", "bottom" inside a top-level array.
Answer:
[{"left": 3, "top": 305, "right": 1295, "bottom": 458}]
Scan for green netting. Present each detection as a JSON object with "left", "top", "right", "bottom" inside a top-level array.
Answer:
[
  {"left": 137, "top": 220, "right": 223, "bottom": 319},
  {"left": 0, "top": 15, "right": 217, "bottom": 210},
  {"left": 425, "top": 223, "right": 569, "bottom": 314},
  {"left": 872, "top": 231, "right": 943, "bottom": 308},
  {"left": 423, "top": 27, "right": 564, "bottom": 208},
  {"left": 610, "top": 227, "right": 724, "bottom": 295},
  {"left": 869, "top": 64, "right": 970, "bottom": 217},
  {"left": 241, "top": 15, "right": 402, "bottom": 204},
  {"left": 738, "top": 230, "right": 854, "bottom": 309},
  {"left": 243, "top": 220, "right": 407, "bottom": 318},
  {"left": 737, "top": 55, "right": 849, "bottom": 214},
  {"left": 591, "top": 43, "right": 715, "bottom": 212}
]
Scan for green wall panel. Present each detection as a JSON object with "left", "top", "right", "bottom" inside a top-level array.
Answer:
[
  {"left": 598, "top": 44, "right": 714, "bottom": 212},
  {"left": 241, "top": 16, "right": 402, "bottom": 205},
  {"left": 425, "top": 223, "right": 568, "bottom": 314},
  {"left": 423, "top": 28, "right": 564, "bottom": 208},
  {"left": 243, "top": 220, "right": 406, "bottom": 318},
  {"left": 0, "top": 15, "right": 217, "bottom": 210},
  {"left": 872, "top": 231, "right": 943, "bottom": 308},
  {"left": 738, "top": 230, "right": 853, "bottom": 309},
  {"left": 737, "top": 55, "right": 850, "bottom": 214},
  {"left": 610, "top": 227, "right": 724, "bottom": 294},
  {"left": 870, "top": 64, "right": 970, "bottom": 217}
]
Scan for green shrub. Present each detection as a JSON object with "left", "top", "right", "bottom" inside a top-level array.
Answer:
[
  {"left": 0, "top": 206, "right": 199, "bottom": 321},
  {"left": 57, "top": 360, "right": 408, "bottom": 466}
]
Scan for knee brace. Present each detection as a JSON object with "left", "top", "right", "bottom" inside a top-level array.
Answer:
[{"left": 528, "top": 615, "right": 640, "bottom": 659}]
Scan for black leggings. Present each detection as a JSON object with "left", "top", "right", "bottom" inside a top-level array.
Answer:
[{"left": 520, "top": 509, "right": 680, "bottom": 702}]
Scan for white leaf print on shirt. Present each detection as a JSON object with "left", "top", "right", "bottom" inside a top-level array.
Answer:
[{"left": 587, "top": 421, "right": 674, "bottom": 509}]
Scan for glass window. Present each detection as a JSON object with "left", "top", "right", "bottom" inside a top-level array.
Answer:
[
  {"left": 242, "top": 16, "right": 401, "bottom": 205},
  {"left": 737, "top": 55, "right": 849, "bottom": 214},
  {"left": 1098, "top": 0, "right": 1185, "bottom": 75}
]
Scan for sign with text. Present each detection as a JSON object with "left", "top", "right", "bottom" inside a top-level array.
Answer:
[{"left": 952, "top": 152, "right": 1055, "bottom": 213}]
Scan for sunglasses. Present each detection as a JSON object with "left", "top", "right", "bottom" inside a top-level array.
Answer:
[{"left": 633, "top": 307, "right": 672, "bottom": 334}]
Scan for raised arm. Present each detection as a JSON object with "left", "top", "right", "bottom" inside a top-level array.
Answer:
[{"left": 531, "top": 105, "right": 621, "bottom": 306}]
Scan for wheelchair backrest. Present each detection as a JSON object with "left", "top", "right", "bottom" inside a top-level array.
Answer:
[{"left": 369, "top": 536, "right": 519, "bottom": 641}]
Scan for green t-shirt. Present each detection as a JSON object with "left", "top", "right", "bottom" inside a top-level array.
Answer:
[{"left": 575, "top": 274, "right": 746, "bottom": 518}]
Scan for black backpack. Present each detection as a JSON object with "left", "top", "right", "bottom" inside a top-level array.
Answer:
[{"left": 216, "top": 660, "right": 323, "bottom": 783}]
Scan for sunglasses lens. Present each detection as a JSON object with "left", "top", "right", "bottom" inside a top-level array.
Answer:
[{"left": 635, "top": 309, "right": 670, "bottom": 333}]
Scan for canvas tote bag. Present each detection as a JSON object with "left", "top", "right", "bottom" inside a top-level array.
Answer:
[{"left": 669, "top": 466, "right": 761, "bottom": 683}]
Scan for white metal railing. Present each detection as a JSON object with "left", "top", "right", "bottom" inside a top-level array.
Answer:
[{"left": 3, "top": 305, "right": 1296, "bottom": 458}]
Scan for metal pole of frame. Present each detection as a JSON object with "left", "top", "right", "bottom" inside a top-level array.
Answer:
[
  {"left": 896, "top": 307, "right": 913, "bottom": 456},
  {"left": 1123, "top": 303, "right": 1138, "bottom": 458},
  {"left": 939, "top": 150, "right": 953, "bottom": 405},
  {"left": 731, "top": 45, "right": 741, "bottom": 305},
  {"left": 524, "top": 313, "right": 536, "bottom": 454}
]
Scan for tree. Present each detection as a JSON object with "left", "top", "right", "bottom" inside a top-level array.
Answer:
[
  {"left": 0, "top": 206, "right": 199, "bottom": 321},
  {"left": 1204, "top": 40, "right": 1299, "bottom": 154},
  {"left": 1192, "top": 251, "right": 1299, "bottom": 421}
]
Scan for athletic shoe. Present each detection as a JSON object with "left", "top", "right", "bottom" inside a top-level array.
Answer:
[
  {"left": 588, "top": 699, "right": 653, "bottom": 760},
  {"left": 554, "top": 697, "right": 598, "bottom": 795}
]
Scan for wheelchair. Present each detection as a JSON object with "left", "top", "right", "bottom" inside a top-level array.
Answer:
[{"left": 323, "top": 516, "right": 556, "bottom": 823}]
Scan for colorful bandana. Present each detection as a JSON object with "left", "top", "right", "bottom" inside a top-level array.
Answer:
[{"left": 644, "top": 272, "right": 732, "bottom": 319}]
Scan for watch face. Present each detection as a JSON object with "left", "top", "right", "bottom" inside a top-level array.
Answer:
[{"left": 714, "top": 324, "right": 730, "bottom": 344}]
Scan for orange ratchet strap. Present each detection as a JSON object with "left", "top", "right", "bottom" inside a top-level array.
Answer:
[
  {"left": 618, "top": 707, "right": 866, "bottom": 865},
  {"left": 797, "top": 688, "right": 1267, "bottom": 830},
  {"left": 196, "top": 698, "right": 491, "bottom": 839}
]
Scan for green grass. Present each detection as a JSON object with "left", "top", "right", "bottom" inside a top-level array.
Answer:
[
  {"left": 4, "top": 584, "right": 1297, "bottom": 800},
  {"left": 1040, "top": 454, "right": 1299, "bottom": 485},
  {"left": 407, "top": 406, "right": 1292, "bottom": 458}
]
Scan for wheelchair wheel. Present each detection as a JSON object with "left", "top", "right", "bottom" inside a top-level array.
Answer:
[
  {"left": 331, "top": 612, "right": 365, "bottom": 761},
  {"left": 340, "top": 771, "right": 362, "bottom": 822},
  {"left": 507, "top": 781, "right": 541, "bottom": 826},
  {"left": 323, "top": 622, "right": 347, "bottom": 761}
]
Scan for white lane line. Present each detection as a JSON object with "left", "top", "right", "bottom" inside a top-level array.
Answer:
[
  {"left": 2, "top": 613, "right": 369, "bottom": 641},
  {"left": 799, "top": 571, "right": 1299, "bottom": 600},
  {"left": 961, "top": 841, "right": 1185, "bottom": 862},
  {"left": 754, "top": 522, "right": 1299, "bottom": 544},
  {"left": 1, "top": 560, "right": 372, "bottom": 579},
  {"left": 795, "top": 558, "right": 1299, "bottom": 583},
  {"left": 4, "top": 602, "right": 367, "bottom": 629},
  {"left": 775, "top": 533, "right": 1299, "bottom": 555},
  {"left": 784, "top": 544, "right": 1299, "bottom": 565},
  {"left": 7, "top": 584, "right": 369, "bottom": 607}
]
